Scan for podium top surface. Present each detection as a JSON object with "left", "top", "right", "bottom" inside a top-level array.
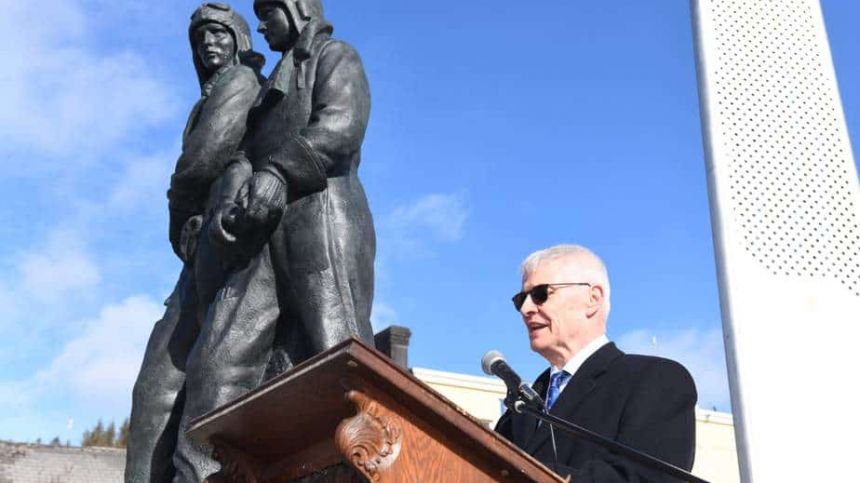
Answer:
[{"left": 188, "top": 338, "right": 564, "bottom": 482}]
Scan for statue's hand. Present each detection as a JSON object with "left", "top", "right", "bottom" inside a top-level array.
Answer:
[
  {"left": 210, "top": 200, "right": 242, "bottom": 245},
  {"left": 244, "top": 166, "right": 287, "bottom": 228},
  {"left": 179, "top": 215, "right": 204, "bottom": 264}
]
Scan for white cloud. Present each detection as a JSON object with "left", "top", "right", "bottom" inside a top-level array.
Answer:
[
  {"left": 1, "top": 2, "right": 86, "bottom": 51},
  {"left": 0, "top": 0, "right": 176, "bottom": 167},
  {"left": 379, "top": 192, "right": 470, "bottom": 260},
  {"left": 0, "top": 407, "right": 72, "bottom": 444},
  {"left": 19, "top": 230, "right": 101, "bottom": 303},
  {"left": 37, "top": 295, "right": 162, "bottom": 408},
  {"left": 0, "top": 295, "right": 163, "bottom": 442},
  {"left": 0, "top": 381, "right": 32, "bottom": 408},
  {"left": 0, "top": 0, "right": 181, "bottom": 444},
  {"left": 108, "top": 151, "right": 174, "bottom": 212},
  {"left": 616, "top": 327, "right": 731, "bottom": 412},
  {"left": 370, "top": 301, "right": 398, "bottom": 332},
  {"left": 0, "top": 228, "right": 101, "bottom": 346},
  {"left": 0, "top": 379, "right": 72, "bottom": 442},
  {"left": 0, "top": 284, "right": 23, "bottom": 332},
  {"left": 387, "top": 192, "right": 469, "bottom": 243}
]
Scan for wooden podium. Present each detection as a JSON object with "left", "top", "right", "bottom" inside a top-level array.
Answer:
[{"left": 187, "top": 339, "right": 565, "bottom": 482}]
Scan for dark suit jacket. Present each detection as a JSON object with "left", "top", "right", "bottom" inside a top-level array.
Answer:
[{"left": 495, "top": 343, "right": 697, "bottom": 482}]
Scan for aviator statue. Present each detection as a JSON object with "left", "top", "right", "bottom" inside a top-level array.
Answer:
[{"left": 126, "top": 1, "right": 375, "bottom": 481}]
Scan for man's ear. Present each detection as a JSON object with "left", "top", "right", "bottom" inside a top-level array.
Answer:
[{"left": 586, "top": 284, "right": 604, "bottom": 318}]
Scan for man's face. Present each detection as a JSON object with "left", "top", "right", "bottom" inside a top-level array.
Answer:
[
  {"left": 255, "top": 3, "right": 294, "bottom": 52},
  {"left": 194, "top": 22, "right": 235, "bottom": 74},
  {"left": 518, "top": 258, "right": 597, "bottom": 364}
]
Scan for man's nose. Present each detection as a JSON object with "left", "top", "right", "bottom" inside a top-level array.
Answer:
[
  {"left": 519, "top": 293, "right": 538, "bottom": 315},
  {"left": 202, "top": 31, "right": 217, "bottom": 45},
  {"left": 257, "top": 22, "right": 265, "bottom": 34}
]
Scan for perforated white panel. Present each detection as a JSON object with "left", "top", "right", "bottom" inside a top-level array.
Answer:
[
  {"left": 710, "top": 0, "right": 860, "bottom": 296},
  {"left": 692, "top": 0, "right": 860, "bottom": 481}
]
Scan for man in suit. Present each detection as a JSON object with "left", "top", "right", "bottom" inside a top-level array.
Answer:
[{"left": 495, "top": 244, "right": 697, "bottom": 482}]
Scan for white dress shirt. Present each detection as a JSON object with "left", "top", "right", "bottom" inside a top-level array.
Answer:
[{"left": 549, "top": 334, "right": 610, "bottom": 395}]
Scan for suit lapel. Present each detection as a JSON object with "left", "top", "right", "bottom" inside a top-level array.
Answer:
[{"left": 524, "top": 343, "right": 624, "bottom": 454}]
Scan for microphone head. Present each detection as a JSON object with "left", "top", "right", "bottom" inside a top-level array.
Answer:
[{"left": 481, "top": 350, "right": 505, "bottom": 375}]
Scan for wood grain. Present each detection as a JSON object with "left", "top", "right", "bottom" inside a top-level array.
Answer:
[{"left": 189, "top": 339, "right": 566, "bottom": 482}]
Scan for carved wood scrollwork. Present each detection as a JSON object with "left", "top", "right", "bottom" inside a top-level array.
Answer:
[
  {"left": 209, "top": 437, "right": 263, "bottom": 483},
  {"left": 335, "top": 390, "right": 403, "bottom": 481}
]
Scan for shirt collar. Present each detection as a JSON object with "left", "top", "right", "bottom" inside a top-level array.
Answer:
[{"left": 551, "top": 334, "right": 610, "bottom": 378}]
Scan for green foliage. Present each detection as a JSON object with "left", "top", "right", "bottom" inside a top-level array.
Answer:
[
  {"left": 81, "top": 417, "right": 130, "bottom": 448},
  {"left": 104, "top": 421, "right": 116, "bottom": 447},
  {"left": 118, "top": 418, "right": 130, "bottom": 448}
]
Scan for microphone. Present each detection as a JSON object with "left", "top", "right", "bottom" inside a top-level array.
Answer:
[
  {"left": 481, "top": 350, "right": 544, "bottom": 410},
  {"left": 483, "top": 351, "right": 560, "bottom": 472}
]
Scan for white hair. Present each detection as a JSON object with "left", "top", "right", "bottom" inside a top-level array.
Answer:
[{"left": 520, "top": 244, "right": 612, "bottom": 316}]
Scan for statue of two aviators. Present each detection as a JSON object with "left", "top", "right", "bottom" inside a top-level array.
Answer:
[{"left": 125, "top": 1, "right": 375, "bottom": 481}]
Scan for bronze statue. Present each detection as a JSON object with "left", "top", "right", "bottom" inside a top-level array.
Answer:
[
  {"left": 238, "top": 0, "right": 376, "bottom": 367},
  {"left": 127, "top": 1, "right": 377, "bottom": 481},
  {"left": 125, "top": 3, "right": 264, "bottom": 482}
]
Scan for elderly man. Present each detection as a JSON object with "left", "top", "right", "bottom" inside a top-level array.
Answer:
[
  {"left": 125, "top": 4, "right": 263, "bottom": 482},
  {"left": 495, "top": 245, "right": 697, "bottom": 482}
]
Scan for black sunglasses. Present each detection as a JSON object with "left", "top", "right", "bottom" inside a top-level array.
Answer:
[{"left": 511, "top": 283, "right": 591, "bottom": 311}]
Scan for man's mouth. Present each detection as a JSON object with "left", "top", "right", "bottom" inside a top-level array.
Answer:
[{"left": 526, "top": 321, "right": 549, "bottom": 336}]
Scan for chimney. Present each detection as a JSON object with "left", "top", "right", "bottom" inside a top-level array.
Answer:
[{"left": 374, "top": 325, "right": 412, "bottom": 369}]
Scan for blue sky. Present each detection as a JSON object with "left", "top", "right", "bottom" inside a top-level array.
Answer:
[{"left": 1, "top": 0, "right": 857, "bottom": 444}]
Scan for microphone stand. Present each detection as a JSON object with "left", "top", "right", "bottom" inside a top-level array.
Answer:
[{"left": 505, "top": 397, "right": 710, "bottom": 483}]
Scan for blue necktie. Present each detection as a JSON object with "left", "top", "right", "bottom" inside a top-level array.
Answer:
[{"left": 545, "top": 370, "right": 571, "bottom": 410}]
